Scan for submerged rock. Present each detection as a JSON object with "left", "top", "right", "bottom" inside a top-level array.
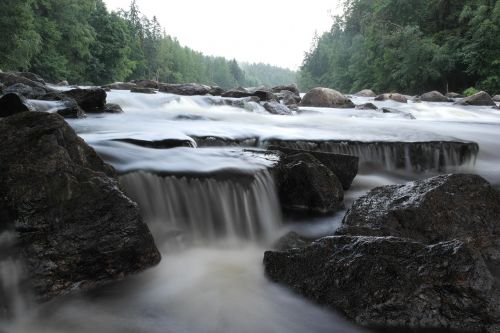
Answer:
[
  {"left": 419, "top": 90, "right": 449, "bottom": 102},
  {"left": 455, "top": 91, "right": 496, "bottom": 106},
  {"left": 354, "top": 89, "right": 376, "bottom": 97},
  {"left": 263, "top": 101, "right": 293, "bottom": 115},
  {"left": 0, "top": 112, "right": 161, "bottom": 302},
  {"left": 0, "top": 93, "right": 33, "bottom": 117},
  {"left": 55, "top": 99, "right": 86, "bottom": 119},
  {"left": 355, "top": 102, "right": 378, "bottom": 110},
  {"left": 381, "top": 107, "right": 416, "bottom": 119},
  {"left": 102, "top": 82, "right": 137, "bottom": 90},
  {"left": 374, "top": 93, "right": 408, "bottom": 103},
  {"left": 159, "top": 83, "right": 212, "bottom": 96},
  {"left": 264, "top": 235, "right": 500, "bottom": 332},
  {"left": 104, "top": 103, "right": 124, "bottom": 113},
  {"left": 131, "top": 87, "right": 156, "bottom": 94},
  {"left": 134, "top": 80, "right": 159, "bottom": 89},
  {"left": 301, "top": 87, "right": 355, "bottom": 108}
]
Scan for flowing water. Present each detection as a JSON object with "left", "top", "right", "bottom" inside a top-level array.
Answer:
[{"left": 2, "top": 89, "right": 500, "bottom": 332}]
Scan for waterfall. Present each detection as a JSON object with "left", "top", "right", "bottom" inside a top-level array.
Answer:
[{"left": 120, "top": 170, "right": 282, "bottom": 246}]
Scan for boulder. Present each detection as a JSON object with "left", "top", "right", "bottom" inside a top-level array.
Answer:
[
  {"left": 208, "top": 85, "right": 225, "bottom": 96},
  {"left": 268, "top": 146, "right": 358, "bottom": 190},
  {"left": 131, "top": 87, "right": 156, "bottom": 94},
  {"left": 275, "top": 90, "right": 301, "bottom": 109},
  {"left": 354, "top": 89, "right": 376, "bottom": 97},
  {"left": 104, "top": 103, "right": 124, "bottom": 113},
  {"left": 271, "top": 84, "right": 300, "bottom": 96},
  {"left": 419, "top": 90, "right": 449, "bottom": 102},
  {"left": 55, "top": 100, "right": 86, "bottom": 119},
  {"left": 273, "top": 152, "right": 344, "bottom": 215},
  {"left": 0, "top": 93, "right": 33, "bottom": 117},
  {"left": 159, "top": 83, "right": 211, "bottom": 96},
  {"left": 57, "top": 80, "right": 69, "bottom": 86},
  {"left": 222, "top": 87, "right": 277, "bottom": 101},
  {"left": 0, "top": 72, "right": 49, "bottom": 92},
  {"left": 134, "top": 80, "right": 159, "bottom": 89},
  {"left": 300, "top": 87, "right": 354, "bottom": 108},
  {"left": 264, "top": 236, "right": 500, "bottom": 332},
  {"left": 10, "top": 72, "right": 46, "bottom": 84},
  {"left": 102, "top": 82, "right": 137, "bottom": 90},
  {"left": 0, "top": 112, "right": 161, "bottom": 302},
  {"left": 338, "top": 174, "right": 500, "bottom": 262},
  {"left": 262, "top": 101, "right": 293, "bottom": 115},
  {"left": 374, "top": 93, "right": 408, "bottom": 103},
  {"left": 4, "top": 83, "right": 46, "bottom": 99},
  {"left": 455, "top": 91, "right": 496, "bottom": 106},
  {"left": 63, "top": 88, "right": 107, "bottom": 113},
  {"left": 446, "top": 92, "right": 463, "bottom": 99},
  {"left": 381, "top": 107, "right": 416, "bottom": 119},
  {"left": 493, "top": 95, "right": 500, "bottom": 102},
  {"left": 272, "top": 231, "right": 312, "bottom": 251},
  {"left": 355, "top": 103, "right": 378, "bottom": 110}
]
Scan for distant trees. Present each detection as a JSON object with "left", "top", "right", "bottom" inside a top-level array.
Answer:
[
  {"left": 0, "top": 0, "right": 296, "bottom": 88},
  {"left": 299, "top": 0, "right": 500, "bottom": 95}
]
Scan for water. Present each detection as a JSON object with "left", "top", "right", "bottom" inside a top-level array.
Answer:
[{"left": 3, "top": 89, "right": 500, "bottom": 332}]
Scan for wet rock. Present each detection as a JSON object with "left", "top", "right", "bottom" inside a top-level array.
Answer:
[
  {"left": 271, "top": 84, "right": 300, "bottom": 96},
  {"left": 0, "top": 112, "right": 161, "bottom": 302},
  {"left": 354, "top": 89, "right": 376, "bottom": 97},
  {"left": 273, "top": 152, "right": 344, "bottom": 216},
  {"left": 104, "top": 103, "right": 124, "bottom": 113},
  {"left": 275, "top": 90, "right": 301, "bottom": 109},
  {"left": 208, "top": 85, "right": 225, "bottom": 96},
  {"left": 134, "top": 80, "right": 159, "bottom": 89},
  {"left": 263, "top": 101, "right": 293, "bottom": 115},
  {"left": 57, "top": 80, "right": 69, "bottom": 86},
  {"left": 268, "top": 145, "right": 358, "bottom": 190},
  {"left": 381, "top": 107, "right": 416, "bottom": 119},
  {"left": 102, "top": 82, "right": 137, "bottom": 90},
  {"left": 63, "top": 88, "right": 107, "bottom": 113},
  {"left": 0, "top": 82, "right": 4, "bottom": 94},
  {"left": 10, "top": 72, "right": 45, "bottom": 84},
  {"left": 446, "top": 92, "right": 463, "bottom": 98},
  {"left": 113, "top": 138, "right": 194, "bottom": 149},
  {"left": 493, "top": 105, "right": 500, "bottom": 110},
  {"left": 264, "top": 235, "right": 500, "bottom": 332},
  {"left": 338, "top": 174, "right": 500, "bottom": 262},
  {"left": 131, "top": 87, "right": 156, "bottom": 94},
  {"left": 272, "top": 231, "right": 312, "bottom": 251},
  {"left": 55, "top": 100, "right": 86, "bottom": 119},
  {"left": 4, "top": 83, "right": 46, "bottom": 99},
  {"left": 0, "top": 93, "right": 33, "bottom": 117},
  {"left": 455, "top": 91, "right": 496, "bottom": 106},
  {"left": 355, "top": 103, "right": 378, "bottom": 110},
  {"left": 420, "top": 90, "right": 449, "bottom": 102},
  {"left": 0, "top": 72, "right": 50, "bottom": 93},
  {"left": 159, "top": 83, "right": 212, "bottom": 96},
  {"left": 301, "top": 87, "right": 355, "bottom": 108},
  {"left": 492, "top": 95, "right": 500, "bottom": 102},
  {"left": 374, "top": 93, "right": 408, "bottom": 103},
  {"left": 222, "top": 87, "right": 277, "bottom": 101}
]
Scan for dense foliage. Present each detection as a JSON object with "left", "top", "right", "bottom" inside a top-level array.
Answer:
[
  {"left": 241, "top": 63, "right": 297, "bottom": 87},
  {"left": 0, "top": 0, "right": 296, "bottom": 88},
  {"left": 299, "top": 0, "right": 500, "bottom": 95}
]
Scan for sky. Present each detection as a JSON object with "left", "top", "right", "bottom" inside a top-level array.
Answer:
[{"left": 103, "top": 0, "right": 342, "bottom": 70}]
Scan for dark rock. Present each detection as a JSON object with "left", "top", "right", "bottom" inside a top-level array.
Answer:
[
  {"left": 10, "top": 72, "right": 45, "bottom": 85},
  {"left": 4, "top": 83, "right": 46, "bottom": 99},
  {"left": 446, "top": 92, "right": 463, "bottom": 98},
  {"left": 272, "top": 231, "right": 312, "bottom": 251},
  {"left": 273, "top": 152, "right": 344, "bottom": 215},
  {"left": 113, "top": 138, "right": 194, "bottom": 149},
  {"left": 355, "top": 103, "right": 378, "bottom": 110},
  {"left": 271, "top": 84, "right": 300, "bottom": 96},
  {"left": 275, "top": 90, "right": 301, "bottom": 109},
  {"left": 55, "top": 100, "right": 86, "bottom": 119},
  {"left": 263, "top": 101, "right": 293, "bottom": 115},
  {"left": 0, "top": 93, "right": 33, "bottom": 117},
  {"left": 131, "top": 87, "right": 156, "bottom": 94},
  {"left": 0, "top": 72, "right": 50, "bottom": 93},
  {"left": 0, "top": 112, "right": 161, "bottom": 302},
  {"left": 493, "top": 95, "right": 500, "bottom": 102},
  {"left": 222, "top": 87, "right": 277, "bottom": 101},
  {"left": 208, "top": 85, "right": 225, "bottom": 96},
  {"left": 338, "top": 174, "right": 500, "bottom": 262},
  {"left": 420, "top": 90, "right": 449, "bottom": 102},
  {"left": 268, "top": 145, "right": 358, "bottom": 190},
  {"left": 0, "top": 82, "right": 4, "bottom": 94},
  {"left": 63, "top": 88, "right": 107, "bottom": 113},
  {"left": 300, "top": 87, "right": 355, "bottom": 108},
  {"left": 381, "top": 107, "right": 416, "bottom": 119},
  {"left": 264, "top": 235, "right": 500, "bottom": 332},
  {"left": 493, "top": 105, "right": 500, "bottom": 110},
  {"left": 159, "top": 83, "right": 211, "bottom": 96},
  {"left": 455, "top": 91, "right": 496, "bottom": 106},
  {"left": 104, "top": 103, "right": 124, "bottom": 114},
  {"left": 354, "top": 89, "right": 376, "bottom": 97},
  {"left": 134, "top": 80, "right": 159, "bottom": 89},
  {"left": 374, "top": 93, "right": 408, "bottom": 103},
  {"left": 57, "top": 80, "right": 69, "bottom": 86},
  {"left": 102, "top": 82, "right": 137, "bottom": 90}
]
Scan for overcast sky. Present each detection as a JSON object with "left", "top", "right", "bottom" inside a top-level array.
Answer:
[{"left": 103, "top": 0, "right": 342, "bottom": 70}]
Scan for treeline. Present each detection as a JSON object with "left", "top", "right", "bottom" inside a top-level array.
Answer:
[
  {"left": 242, "top": 63, "right": 297, "bottom": 87},
  {"left": 299, "top": 0, "right": 500, "bottom": 95},
  {"left": 0, "top": 0, "right": 296, "bottom": 89}
]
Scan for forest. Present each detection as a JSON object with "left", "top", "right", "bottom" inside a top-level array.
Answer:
[
  {"left": 299, "top": 0, "right": 500, "bottom": 95},
  {"left": 0, "top": 0, "right": 296, "bottom": 88}
]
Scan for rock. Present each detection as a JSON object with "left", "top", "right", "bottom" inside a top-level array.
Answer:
[
  {"left": 455, "top": 91, "right": 496, "bottom": 106},
  {"left": 208, "top": 86, "right": 225, "bottom": 96},
  {"left": 263, "top": 101, "right": 293, "bottom": 115},
  {"left": 113, "top": 138, "right": 194, "bottom": 149},
  {"left": 275, "top": 90, "right": 301, "bottom": 109},
  {"left": 354, "top": 89, "right": 376, "bottom": 97},
  {"left": 264, "top": 235, "right": 500, "bottom": 332},
  {"left": 374, "top": 93, "right": 408, "bottom": 103},
  {"left": 492, "top": 95, "right": 500, "bottom": 102},
  {"left": 268, "top": 146, "right": 358, "bottom": 190},
  {"left": 134, "top": 80, "right": 158, "bottom": 89},
  {"left": 131, "top": 87, "right": 156, "bottom": 94},
  {"left": 272, "top": 231, "right": 311, "bottom": 251},
  {"left": 104, "top": 103, "right": 124, "bottom": 113},
  {"left": 0, "top": 82, "right": 4, "bottom": 94},
  {"left": 159, "top": 83, "right": 212, "bottom": 96},
  {"left": 0, "top": 112, "right": 161, "bottom": 302},
  {"left": 0, "top": 93, "right": 33, "bottom": 117},
  {"left": 300, "top": 87, "right": 355, "bottom": 108},
  {"left": 63, "top": 88, "right": 107, "bottom": 113},
  {"left": 446, "top": 92, "right": 463, "bottom": 98},
  {"left": 10, "top": 72, "right": 46, "bottom": 84},
  {"left": 355, "top": 103, "right": 378, "bottom": 110},
  {"left": 0, "top": 72, "right": 50, "bottom": 93},
  {"left": 4, "top": 83, "right": 46, "bottom": 99},
  {"left": 338, "top": 174, "right": 500, "bottom": 262},
  {"left": 493, "top": 105, "right": 500, "bottom": 110},
  {"left": 222, "top": 87, "right": 277, "bottom": 101},
  {"left": 55, "top": 100, "right": 86, "bottom": 119},
  {"left": 57, "top": 80, "right": 69, "bottom": 86},
  {"left": 419, "top": 90, "right": 449, "bottom": 102},
  {"left": 273, "top": 152, "right": 344, "bottom": 215},
  {"left": 102, "top": 82, "right": 137, "bottom": 90},
  {"left": 271, "top": 84, "right": 300, "bottom": 96},
  {"left": 381, "top": 107, "right": 416, "bottom": 119}
]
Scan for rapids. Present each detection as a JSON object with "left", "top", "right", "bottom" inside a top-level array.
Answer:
[{"left": 2, "top": 89, "right": 500, "bottom": 333}]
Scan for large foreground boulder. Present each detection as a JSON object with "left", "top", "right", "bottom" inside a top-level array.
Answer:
[
  {"left": 419, "top": 90, "right": 449, "bottom": 102},
  {"left": 0, "top": 112, "right": 161, "bottom": 302},
  {"left": 455, "top": 91, "right": 496, "bottom": 106},
  {"left": 0, "top": 93, "right": 33, "bottom": 117},
  {"left": 338, "top": 174, "right": 500, "bottom": 261},
  {"left": 301, "top": 88, "right": 354, "bottom": 108},
  {"left": 264, "top": 236, "right": 500, "bottom": 332}
]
